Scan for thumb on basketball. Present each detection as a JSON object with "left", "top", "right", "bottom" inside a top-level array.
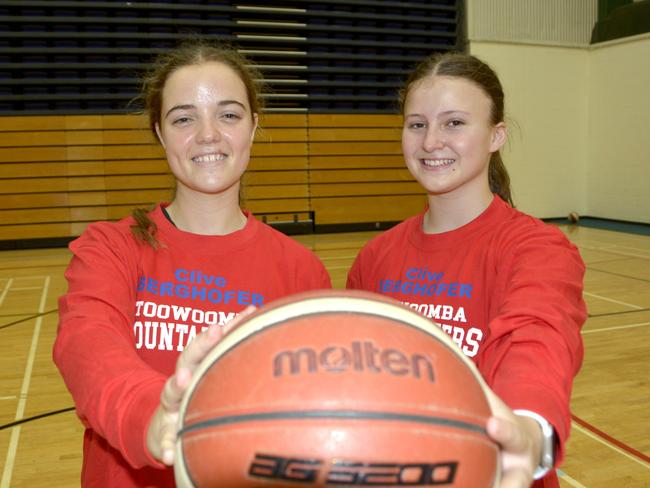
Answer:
[
  {"left": 223, "top": 305, "right": 256, "bottom": 336},
  {"left": 175, "top": 305, "right": 256, "bottom": 377},
  {"left": 147, "top": 305, "right": 257, "bottom": 465}
]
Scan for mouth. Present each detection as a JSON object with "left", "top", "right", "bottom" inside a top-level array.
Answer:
[
  {"left": 192, "top": 153, "right": 227, "bottom": 164},
  {"left": 421, "top": 158, "right": 455, "bottom": 168}
]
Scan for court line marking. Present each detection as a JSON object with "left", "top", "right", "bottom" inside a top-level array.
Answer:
[
  {"left": 1, "top": 275, "right": 50, "bottom": 488},
  {"left": 557, "top": 470, "right": 587, "bottom": 488},
  {"left": 583, "top": 291, "right": 643, "bottom": 309},
  {"left": 0, "top": 407, "right": 76, "bottom": 431},
  {"left": 0, "top": 397, "right": 16, "bottom": 401},
  {"left": 0, "top": 279, "right": 13, "bottom": 307},
  {"left": 587, "top": 266, "right": 650, "bottom": 285},
  {"left": 571, "top": 417, "right": 650, "bottom": 467},
  {"left": 8, "top": 287, "right": 43, "bottom": 292},
  {"left": 582, "top": 321, "right": 650, "bottom": 334},
  {"left": 590, "top": 308, "right": 650, "bottom": 318},
  {"left": 0, "top": 275, "right": 49, "bottom": 281},
  {"left": 0, "top": 309, "right": 59, "bottom": 331}
]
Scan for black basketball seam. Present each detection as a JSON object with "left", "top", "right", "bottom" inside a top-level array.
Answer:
[{"left": 178, "top": 410, "right": 487, "bottom": 437}]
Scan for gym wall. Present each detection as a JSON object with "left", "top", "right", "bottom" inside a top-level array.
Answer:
[{"left": 467, "top": 0, "right": 650, "bottom": 223}]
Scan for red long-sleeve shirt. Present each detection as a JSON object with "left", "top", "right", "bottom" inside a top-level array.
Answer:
[
  {"left": 54, "top": 205, "right": 331, "bottom": 487},
  {"left": 347, "top": 196, "right": 586, "bottom": 488}
]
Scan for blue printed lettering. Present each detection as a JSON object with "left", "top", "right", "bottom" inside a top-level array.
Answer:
[
  {"left": 459, "top": 284, "right": 472, "bottom": 298},
  {"left": 159, "top": 282, "right": 174, "bottom": 297},
  {"left": 191, "top": 287, "right": 206, "bottom": 300},
  {"left": 435, "top": 283, "right": 447, "bottom": 296},
  {"left": 146, "top": 278, "right": 159, "bottom": 294},
  {"left": 447, "top": 283, "right": 459, "bottom": 297},
  {"left": 174, "top": 269, "right": 227, "bottom": 287},
  {"left": 207, "top": 289, "right": 222, "bottom": 303},
  {"left": 405, "top": 268, "right": 444, "bottom": 282}
]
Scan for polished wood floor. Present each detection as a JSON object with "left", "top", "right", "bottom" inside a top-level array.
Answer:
[{"left": 1, "top": 224, "right": 648, "bottom": 487}]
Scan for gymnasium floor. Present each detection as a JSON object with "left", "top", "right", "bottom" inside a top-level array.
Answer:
[{"left": 0, "top": 222, "right": 649, "bottom": 487}]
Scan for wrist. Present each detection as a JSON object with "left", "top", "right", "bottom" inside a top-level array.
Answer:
[
  {"left": 145, "top": 405, "right": 164, "bottom": 463},
  {"left": 513, "top": 409, "right": 555, "bottom": 480}
]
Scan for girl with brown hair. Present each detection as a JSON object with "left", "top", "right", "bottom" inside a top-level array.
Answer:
[
  {"left": 348, "top": 52, "right": 586, "bottom": 488},
  {"left": 54, "top": 39, "right": 330, "bottom": 487}
]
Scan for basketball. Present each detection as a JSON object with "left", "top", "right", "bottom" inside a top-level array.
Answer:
[{"left": 175, "top": 290, "right": 498, "bottom": 487}]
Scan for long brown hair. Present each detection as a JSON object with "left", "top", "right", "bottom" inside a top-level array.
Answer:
[
  {"left": 130, "top": 38, "right": 265, "bottom": 247},
  {"left": 399, "top": 52, "right": 513, "bottom": 206}
]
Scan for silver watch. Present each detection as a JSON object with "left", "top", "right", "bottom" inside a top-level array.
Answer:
[{"left": 513, "top": 409, "right": 555, "bottom": 480}]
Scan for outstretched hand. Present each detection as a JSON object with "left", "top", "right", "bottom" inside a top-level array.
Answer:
[
  {"left": 485, "top": 389, "right": 544, "bottom": 488},
  {"left": 146, "top": 306, "right": 256, "bottom": 465}
]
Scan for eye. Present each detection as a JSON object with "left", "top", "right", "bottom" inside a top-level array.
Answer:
[
  {"left": 445, "top": 119, "right": 465, "bottom": 128},
  {"left": 407, "top": 121, "right": 426, "bottom": 130},
  {"left": 222, "top": 112, "right": 243, "bottom": 121},
  {"left": 172, "top": 116, "right": 192, "bottom": 126}
]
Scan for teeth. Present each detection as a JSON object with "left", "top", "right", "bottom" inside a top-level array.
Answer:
[
  {"left": 193, "top": 153, "right": 226, "bottom": 163},
  {"left": 423, "top": 159, "right": 454, "bottom": 167}
]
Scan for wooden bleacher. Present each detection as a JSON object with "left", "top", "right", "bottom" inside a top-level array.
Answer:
[{"left": 0, "top": 113, "right": 426, "bottom": 244}]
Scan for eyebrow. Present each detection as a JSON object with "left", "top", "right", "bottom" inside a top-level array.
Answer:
[
  {"left": 437, "top": 110, "right": 470, "bottom": 117},
  {"left": 165, "top": 100, "right": 247, "bottom": 119},
  {"left": 404, "top": 110, "right": 470, "bottom": 119}
]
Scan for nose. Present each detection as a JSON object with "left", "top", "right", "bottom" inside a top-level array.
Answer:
[
  {"left": 423, "top": 126, "right": 444, "bottom": 152},
  {"left": 197, "top": 119, "right": 221, "bottom": 144}
]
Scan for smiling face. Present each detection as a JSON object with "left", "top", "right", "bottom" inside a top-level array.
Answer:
[
  {"left": 155, "top": 61, "right": 258, "bottom": 199},
  {"left": 402, "top": 75, "right": 506, "bottom": 203}
]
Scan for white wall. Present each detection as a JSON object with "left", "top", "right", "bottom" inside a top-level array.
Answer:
[
  {"left": 588, "top": 35, "right": 650, "bottom": 223},
  {"left": 466, "top": 0, "right": 649, "bottom": 223},
  {"left": 469, "top": 42, "right": 589, "bottom": 218}
]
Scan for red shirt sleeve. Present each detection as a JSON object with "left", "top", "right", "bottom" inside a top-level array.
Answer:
[
  {"left": 53, "top": 223, "right": 166, "bottom": 469},
  {"left": 346, "top": 242, "right": 375, "bottom": 291},
  {"left": 306, "top": 255, "right": 333, "bottom": 290},
  {"left": 476, "top": 225, "right": 586, "bottom": 463}
]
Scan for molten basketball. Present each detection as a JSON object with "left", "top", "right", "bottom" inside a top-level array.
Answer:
[{"left": 175, "top": 290, "right": 498, "bottom": 487}]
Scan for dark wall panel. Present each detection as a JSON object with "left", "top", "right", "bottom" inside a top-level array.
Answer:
[{"left": 0, "top": 0, "right": 463, "bottom": 114}]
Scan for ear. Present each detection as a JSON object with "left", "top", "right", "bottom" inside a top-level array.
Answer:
[
  {"left": 154, "top": 122, "right": 166, "bottom": 149},
  {"left": 489, "top": 122, "right": 507, "bottom": 153}
]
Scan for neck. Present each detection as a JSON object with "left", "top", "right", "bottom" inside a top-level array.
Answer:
[
  {"left": 166, "top": 184, "right": 247, "bottom": 235},
  {"left": 423, "top": 185, "right": 494, "bottom": 234}
]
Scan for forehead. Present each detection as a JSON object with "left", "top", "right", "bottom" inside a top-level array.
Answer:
[
  {"left": 162, "top": 61, "right": 249, "bottom": 107},
  {"left": 405, "top": 75, "right": 492, "bottom": 114}
]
